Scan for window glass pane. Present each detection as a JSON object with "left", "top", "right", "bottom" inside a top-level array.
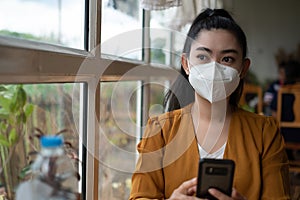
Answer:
[
  {"left": 99, "top": 81, "right": 139, "bottom": 200},
  {"left": 0, "top": 0, "right": 85, "bottom": 49},
  {"left": 0, "top": 83, "right": 84, "bottom": 199},
  {"left": 150, "top": 10, "right": 188, "bottom": 68},
  {"left": 101, "top": 0, "right": 142, "bottom": 60},
  {"left": 98, "top": 79, "right": 169, "bottom": 199},
  {"left": 149, "top": 28, "right": 170, "bottom": 65},
  {"left": 148, "top": 79, "right": 168, "bottom": 116}
]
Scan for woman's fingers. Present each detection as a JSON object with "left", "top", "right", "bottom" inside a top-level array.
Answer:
[
  {"left": 208, "top": 188, "right": 231, "bottom": 200},
  {"left": 208, "top": 188, "right": 247, "bottom": 200},
  {"left": 178, "top": 177, "right": 197, "bottom": 194},
  {"left": 168, "top": 177, "right": 198, "bottom": 199},
  {"left": 187, "top": 185, "right": 197, "bottom": 196}
]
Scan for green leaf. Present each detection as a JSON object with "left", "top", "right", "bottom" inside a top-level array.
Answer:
[
  {"left": 8, "top": 116, "right": 15, "bottom": 126},
  {"left": 0, "top": 134, "right": 7, "bottom": 141},
  {"left": 0, "top": 86, "right": 7, "bottom": 92},
  {"left": 0, "top": 139, "right": 10, "bottom": 147},
  {"left": 0, "top": 123, "right": 6, "bottom": 132},
  {"left": 17, "top": 112, "right": 26, "bottom": 124},
  {"left": 22, "top": 112, "right": 27, "bottom": 123},
  {"left": 16, "top": 86, "right": 27, "bottom": 108},
  {"left": 9, "top": 128, "right": 17, "bottom": 145},
  {"left": 24, "top": 104, "right": 34, "bottom": 118},
  {"left": 9, "top": 89, "right": 18, "bottom": 112},
  {"left": 0, "top": 96, "right": 11, "bottom": 111},
  {"left": 0, "top": 112, "right": 9, "bottom": 120}
]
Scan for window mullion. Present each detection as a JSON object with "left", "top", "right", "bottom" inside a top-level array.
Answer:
[
  {"left": 143, "top": 10, "right": 151, "bottom": 63},
  {"left": 88, "top": 0, "right": 101, "bottom": 52}
]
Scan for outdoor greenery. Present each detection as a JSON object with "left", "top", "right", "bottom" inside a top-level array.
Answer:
[
  {"left": 0, "top": 85, "right": 33, "bottom": 198},
  {"left": 0, "top": 83, "right": 80, "bottom": 199},
  {"left": 0, "top": 29, "right": 62, "bottom": 45}
]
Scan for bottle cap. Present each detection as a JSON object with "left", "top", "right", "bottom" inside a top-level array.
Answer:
[{"left": 40, "top": 135, "right": 64, "bottom": 148}]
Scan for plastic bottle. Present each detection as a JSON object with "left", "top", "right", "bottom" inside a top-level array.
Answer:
[{"left": 16, "top": 135, "right": 77, "bottom": 200}]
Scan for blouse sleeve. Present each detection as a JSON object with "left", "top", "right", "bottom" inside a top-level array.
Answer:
[
  {"left": 129, "top": 117, "right": 166, "bottom": 200},
  {"left": 261, "top": 117, "right": 290, "bottom": 199}
]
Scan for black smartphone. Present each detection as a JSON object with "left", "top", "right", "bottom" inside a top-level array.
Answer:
[{"left": 196, "top": 158, "right": 235, "bottom": 200}]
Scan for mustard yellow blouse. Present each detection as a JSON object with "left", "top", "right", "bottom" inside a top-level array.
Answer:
[{"left": 129, "top": 104, "right": 290, "bottom": 200}]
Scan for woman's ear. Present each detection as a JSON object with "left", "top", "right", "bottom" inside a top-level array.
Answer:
[
  {"left": 240, "top": 58, "right": 251, "bottom": 79},
  {"left": 181, "top": 54, "right": 190, "bottom": 75}
]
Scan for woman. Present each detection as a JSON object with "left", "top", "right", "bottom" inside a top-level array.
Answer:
[{"left": 129, "top": 8, "right": 290, "bottom": 200}]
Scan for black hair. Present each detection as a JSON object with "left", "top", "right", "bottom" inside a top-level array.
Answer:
[{"left": 163, "top": 8, "right": 248, "bottom": 112}]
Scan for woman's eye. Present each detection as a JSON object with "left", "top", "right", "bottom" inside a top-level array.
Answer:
[
  {"left": 222, "top": 57, "right": 234, "bottom": 63},
  {"left": 197, "top": 55, "right": 207, "bottom": 61}
]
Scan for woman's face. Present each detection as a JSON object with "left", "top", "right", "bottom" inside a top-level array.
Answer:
[{"left": 184, "top": 29, "right": 249, "bottom": 77}]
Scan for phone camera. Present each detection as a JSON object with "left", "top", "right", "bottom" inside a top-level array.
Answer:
[{"left": 205, "top": 167, "right": 228, "bottom": 175}]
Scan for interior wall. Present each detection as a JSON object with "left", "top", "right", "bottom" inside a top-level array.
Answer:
[{"left": 224, "top": 0, "right": 300, "bottom": 85}]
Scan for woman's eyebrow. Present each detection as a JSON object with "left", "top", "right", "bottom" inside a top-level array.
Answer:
[
  {"left": 195, "top": 47, "right": 239, "bottom": 55},
  {"left": 195, "top": 47, "right": 212, "bottom": 53},
  {"left": 221, "top": 49, "right": 239, "bottom": 54}
]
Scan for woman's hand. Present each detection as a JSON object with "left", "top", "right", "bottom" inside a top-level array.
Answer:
[
  {"left": 208, "top": 188, "right": 247, "bottom": 200},
  {"left": 167, "top": 178, "right": 247, "bottom": 200},
  {"left": 168, "top": 177, "right": 199, "bottom": 200}
]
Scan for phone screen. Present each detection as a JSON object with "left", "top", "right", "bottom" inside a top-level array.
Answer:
[{"left": 196, "top": 158, "right": 235, "bottom": 200}]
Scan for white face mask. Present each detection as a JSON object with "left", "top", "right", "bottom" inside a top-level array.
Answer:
[{"left": 188, "top": 61, "right": 240, "bottom": 103}]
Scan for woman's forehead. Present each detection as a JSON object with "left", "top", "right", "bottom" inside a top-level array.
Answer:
[{"left": 190, "top": 29, "right": 242, "bottom": 54}]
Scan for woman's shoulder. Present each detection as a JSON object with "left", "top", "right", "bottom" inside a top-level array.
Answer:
[
  {"left": 142, "top": 105, "right": 192, "bottom": 143},
  {"left": 234, "top": 108, "right": 278, "bottom": 127},
  {"left": 148, "top": 104, "right": 192, "bottom": 122},
  {"left": 145, "top": 104, "right": 192, "bottom": 134},
  {"left": 233, "top": 108, "right": 281, "bottom": 151}
]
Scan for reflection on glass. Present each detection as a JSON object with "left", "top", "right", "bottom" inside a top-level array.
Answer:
[
  {"left": 150, "top": 9, "right": 190, "bottom": 68},
  {"left": 98, "top": 80, "right": 167, "bottom": 199},
  {"left": 99, "top": 81, "right": 139, "bottom": 200},
  {"left": 101, "top": 0, "right": 142, "bottom": 60},
  {"left": 0, "top": 0, "right": 85, "bottom": 49},
  {"left": 148, "top": 79, "right": 167, "bottom": 117}
]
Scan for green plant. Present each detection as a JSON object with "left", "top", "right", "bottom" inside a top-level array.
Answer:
[{"left": 0, "top": 85, "right": 33, "bottom": 198}]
